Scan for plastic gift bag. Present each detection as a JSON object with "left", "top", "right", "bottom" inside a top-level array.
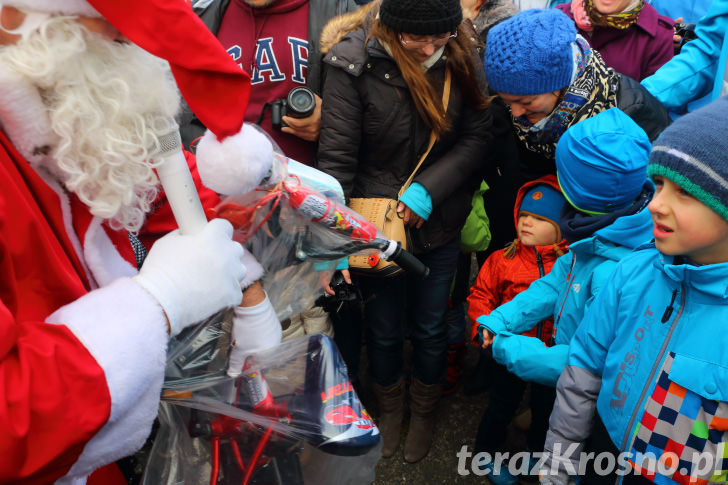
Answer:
[{"left": 144, "top": 331, "right": 381, "bottom": 485}]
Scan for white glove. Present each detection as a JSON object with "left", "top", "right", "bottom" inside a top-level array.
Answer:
[
  {"left": 134, "top": 219, "right": 246, "bottom": 336},
  {"left": 539, "top": 467, "right": 576, "bottom": 485},
  {"left": 227, "top": 293, "right": 282, "bottom": 377}
]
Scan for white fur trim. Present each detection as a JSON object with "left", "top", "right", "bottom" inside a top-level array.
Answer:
[
  {"left": 196, "top": 123, "right": 274, "bottom": 196},
  {"left": 240, "top": 247, "right": 265, "bottom": 290},
  {"left": 35, "top": 168, "right": 99, "bottom": 288},
  {"left": 83, "top": 217, "right": 137, "bottom": 287},
  {"left": 48, "top": 278, "right": 169, "bottom": 482},
  {"left": 3, "top": 0, "right": 100, "bottom": 17}
]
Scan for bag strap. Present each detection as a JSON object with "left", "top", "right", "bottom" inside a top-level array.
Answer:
[{"left": 398, "top": 68, "right": 452, "bottom": 198}]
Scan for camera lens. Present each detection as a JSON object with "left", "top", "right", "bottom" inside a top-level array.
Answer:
[{"left": 286, "top": 86, "right": 316, "bottom": 118}]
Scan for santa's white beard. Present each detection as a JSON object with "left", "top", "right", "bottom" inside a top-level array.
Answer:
[{"left": 0, "top": 17, "right": 181, "bottom": 232}]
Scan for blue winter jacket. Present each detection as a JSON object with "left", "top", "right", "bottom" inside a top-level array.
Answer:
[
  {"left": 646, "top": 0, "right": 712, "bottom": 23},
  {"left": 544, "top": 246, "right": 728, "bottom": 484},
  {"left": 642, "top": 0, "right": 728, "bottom": 110},
  {"left": 477, "top": 199, "right": 654, "bottom": 386}
]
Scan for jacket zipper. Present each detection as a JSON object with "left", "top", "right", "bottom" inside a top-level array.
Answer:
[
  {"left": 661, "top": 289, "right": 678, "bottom": 323},
  {"left": 618, "top": 284, "right": 686, "bottom": 470},
  {"left": 552, "top": 252, "right": 577, "bottom": 345},
  {"left": 534, "top": 247, "right": 545, "bottom": 341}
]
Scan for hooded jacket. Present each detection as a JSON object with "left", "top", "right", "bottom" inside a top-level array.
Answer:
[
  {"left": 545, "top": 247, "right": 728, "bottom": 485},
  {"left": 477, "top": 184, "right": 654, "bottom": 386},
  {"left": 467, "top": 175, "right": 568, "bottom": 345},
  {"left": 316, "top": 6, "right": 493, "bottom": 253}
]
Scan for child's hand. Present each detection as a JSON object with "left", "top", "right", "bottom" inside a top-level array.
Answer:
[{"left": 478, "top": 325, "right": 495, "bottom": 348}]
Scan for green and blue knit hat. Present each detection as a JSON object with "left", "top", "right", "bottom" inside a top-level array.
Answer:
[{"left": 648, "top": 96, "right": 728, "bottom": 222}]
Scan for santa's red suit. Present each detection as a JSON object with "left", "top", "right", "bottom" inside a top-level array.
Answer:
[{"left": 0, "top": 127, "right": 223, "bottom": 484}]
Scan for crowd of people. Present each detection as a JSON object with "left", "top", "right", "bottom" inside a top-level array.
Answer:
[{"left": 2, "top": 0, "right": 728, "bottom": 483}]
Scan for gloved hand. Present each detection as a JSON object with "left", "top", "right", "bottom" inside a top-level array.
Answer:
[
  {"left": 134, "top": 219, "right": 246, "bottom": 336},
  {"left": 540, "top": 452, "right": 578, "bottom": 485},
  {"left": 227, "top": 293, "right": 282, "bottom": 377},
  {"left": 539, "top": 468, "right": 575, "bottom": 485}
]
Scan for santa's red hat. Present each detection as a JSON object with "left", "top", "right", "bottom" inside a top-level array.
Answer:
[{"left": 2, "top": 0, "right": 273, "bottom": 195}]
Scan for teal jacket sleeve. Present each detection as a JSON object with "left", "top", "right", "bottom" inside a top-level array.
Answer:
[
  {"left": 477, "top": 252, "right": 572, "bottom": 337},
  {"left": 642, "top": 0, "right": 728, "bottom": 109},
  {"left": 399, "top": 182, "right": 432, "bottom": 220},
  {"left": 567, "top": 261, "right": 625, "bottom": 375},
  {"left": 492, "top": 333, "right": 569, "bottom": 386}
]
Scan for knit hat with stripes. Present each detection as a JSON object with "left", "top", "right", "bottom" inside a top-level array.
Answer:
[{"left": 648, "top": 96, "right": 728, "bottom": 221}]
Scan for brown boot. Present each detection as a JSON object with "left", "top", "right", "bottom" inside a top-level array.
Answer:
[
  {"left": 371, "top": 378, "right": 405, "bottom": 458},
  {"left": 403, "top": 378, "right": 441, "bottom": 463}
]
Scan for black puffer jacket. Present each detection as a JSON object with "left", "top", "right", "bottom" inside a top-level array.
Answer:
[{"left": 317, "top": 21, "right": 493, "bottom": 254}]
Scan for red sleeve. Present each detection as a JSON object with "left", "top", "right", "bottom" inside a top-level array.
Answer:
[
  {"left": 0, "top": 302, "right": 111, "bottom": 484},
  {"left": 139, "top": 149, "right": 222, "bottom": 249},
  {"left": 466, "top": 251, "right": 505, "bottom": 344}
]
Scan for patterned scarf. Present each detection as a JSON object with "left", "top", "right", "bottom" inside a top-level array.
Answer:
[
  {"left": 512, "top": 36, "right": 618, "bottom": 160},
  {"left": 585, "top": 0, "right": 644, "bottom": 29}
]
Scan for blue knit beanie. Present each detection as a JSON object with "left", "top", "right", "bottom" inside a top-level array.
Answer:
[
  {"left": 556, "top": 108, "right": 650, "bottom": 215},
  {"left": 484, "top": 9, "right": 575, "bottom": 95},
  {"left": 648, "top": 97, "right": 728, "bottom": 222},
  {"left": 519, "top": 184, "right": 566, "bottom": 240}
]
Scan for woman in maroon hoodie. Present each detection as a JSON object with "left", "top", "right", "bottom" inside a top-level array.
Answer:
[{"left": 557, "top": 0, "right": 674, "bottom": 81}]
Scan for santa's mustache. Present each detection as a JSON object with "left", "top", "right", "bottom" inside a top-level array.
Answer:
[{"left": 0, "top": 16, "right": 181, "bottom": 233}]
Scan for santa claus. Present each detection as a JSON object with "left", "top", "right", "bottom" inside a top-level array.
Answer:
[{"left": 0, "top": 0, "right": 281, "bottom": 483}]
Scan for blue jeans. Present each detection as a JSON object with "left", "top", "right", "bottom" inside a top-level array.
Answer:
[{"left": 357, "top": 237, "right": 460, "bottom": 386}]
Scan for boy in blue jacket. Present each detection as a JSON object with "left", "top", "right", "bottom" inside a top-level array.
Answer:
[
  {"left": 541, "top": 97, "right": 728, "bottom": 485},
  {"left": 479, "top": 108, "right": 655, "bottom": 387}
]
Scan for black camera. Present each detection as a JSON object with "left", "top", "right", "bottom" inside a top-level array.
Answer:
[
  {"left": 674, "top": 22, "right": 697, "bottom": 52},
  {"left": 270, "top": 86, "right": 317, "bottom": 130},
  {"left": 315, "top": 271, "right": 361, "bottom": 314}
]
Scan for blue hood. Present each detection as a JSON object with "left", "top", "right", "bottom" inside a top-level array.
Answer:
[
  {"left": 594, "top": 200, "right": 654, "bottom": 249},
  {"left": 560, "top": 181, "right": 654, "bottom": 248},
  {"left": 658, "top": 251, "right": 728, "bottom": 300}
]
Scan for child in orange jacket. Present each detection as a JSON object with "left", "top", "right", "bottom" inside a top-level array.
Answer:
[{"left": 466, "top": 175, "right": 568, "bottom": 484}]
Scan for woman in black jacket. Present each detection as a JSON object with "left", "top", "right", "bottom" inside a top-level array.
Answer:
[{"left": 317, "top": 0, "right": 493, "bottom": 463}]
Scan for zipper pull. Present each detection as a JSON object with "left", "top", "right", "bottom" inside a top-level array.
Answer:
[
  {"left": 661, "top": 289, "right": 678, "bottom": 323},
  {"left": 534, "top": 248, "right": 545, "bottom": 277}
]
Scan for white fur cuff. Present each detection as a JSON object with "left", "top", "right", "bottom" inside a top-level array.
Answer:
[{"left": 240, "top": 248, "right": 264, "bottom": 290}]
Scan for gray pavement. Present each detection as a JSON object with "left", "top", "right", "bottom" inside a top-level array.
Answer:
[{"left": 354, "top": 343, "right": 531, "bottom": 484}]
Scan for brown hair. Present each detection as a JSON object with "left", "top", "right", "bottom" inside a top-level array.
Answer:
[{"left": 368, "top": 19, "right": 490, "bottom": 137}]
